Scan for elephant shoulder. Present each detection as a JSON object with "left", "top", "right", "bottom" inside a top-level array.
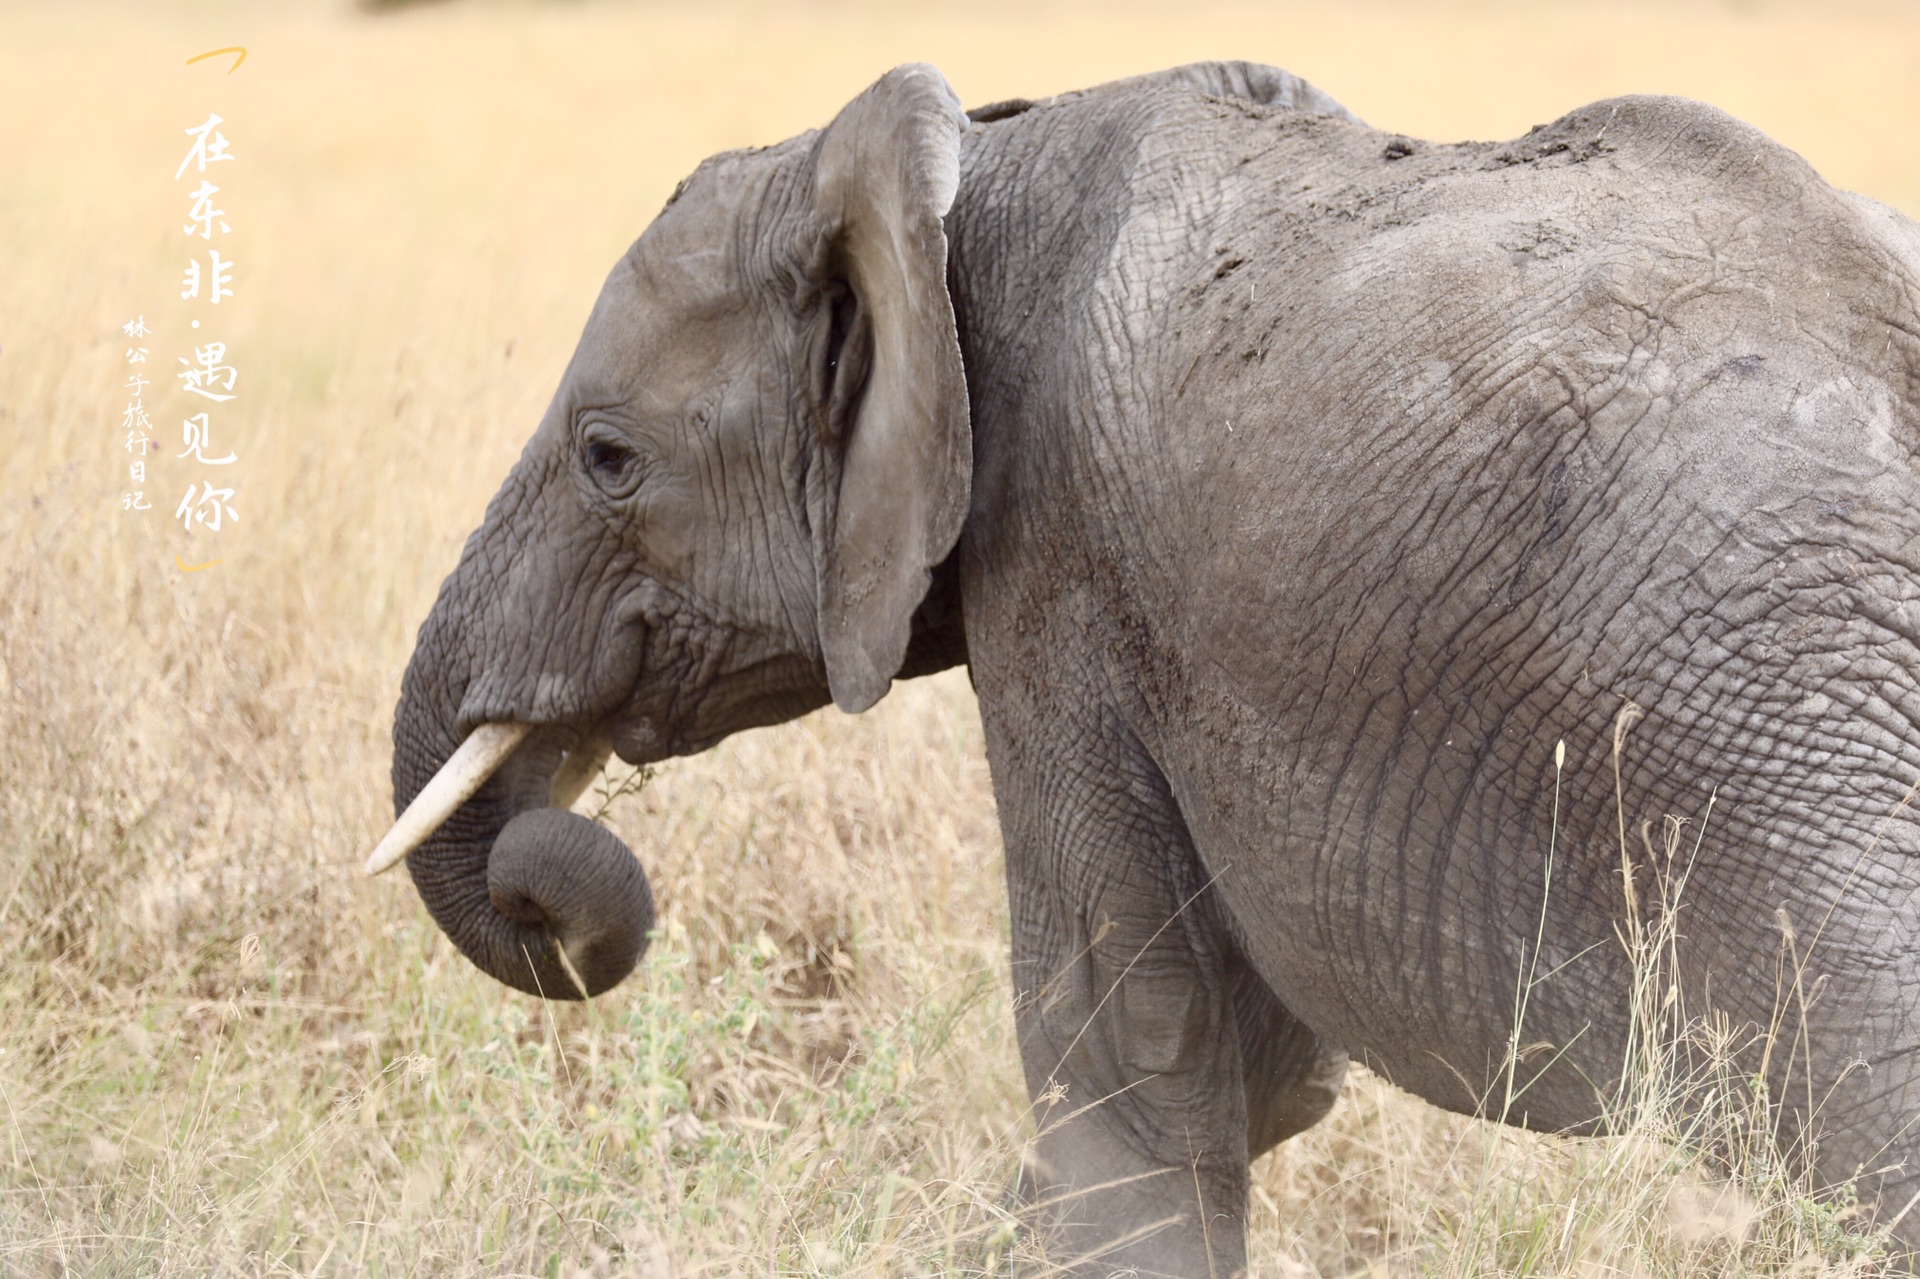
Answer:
[
  {"left": 1488, "top": 94, "right": 1830, "bottom": 200},
  {"left": 1837, "top": 190, "right": 1920, "bottom": 288},
  {"left": 968, "top": 60, "right": 1359, "bottom": 128},
  {"left": 1506, "top": 95, "right": 1920, "bottom": 298},
  {"left": 1069, "top": 61, "right": 1359, "bottom": 124}
]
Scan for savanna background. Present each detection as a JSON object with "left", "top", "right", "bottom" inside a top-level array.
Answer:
[{"left": 3, "top": 1, "right": 1918, "bottom": 1274}]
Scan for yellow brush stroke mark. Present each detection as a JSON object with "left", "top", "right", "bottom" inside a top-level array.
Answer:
[
  {"left": 176, "top": 555, "right": 223, "bottom": 573},
  {"left": 186, "top": 46, "right": 247, "bottom": 74}
]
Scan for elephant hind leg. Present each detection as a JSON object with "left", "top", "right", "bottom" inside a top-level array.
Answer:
[{"left": 1231, "top": 957, "right": 1348, "bottom": 1160}]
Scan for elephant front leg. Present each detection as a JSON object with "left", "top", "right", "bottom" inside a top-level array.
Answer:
[
  {"left": 996, "top": 726, "right": 1251, "bottom": 1277},
  {"left": 1229, "top": 958, "right": 1348, "bottom": 1161}
]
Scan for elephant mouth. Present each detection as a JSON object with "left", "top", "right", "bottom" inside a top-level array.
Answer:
[
  {"left": 609, "top": 652, "right": 835, "bottom": 767},
  {"left": 366, "top": 719, "right": 616, "bottom": 876},
  {"left": 369, "top": 640, "right": 828, "bottom": 874}
]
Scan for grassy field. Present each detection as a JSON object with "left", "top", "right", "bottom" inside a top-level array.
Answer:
[{"left": 2, "top": 1, "right": 1917, "bottom": 1274}]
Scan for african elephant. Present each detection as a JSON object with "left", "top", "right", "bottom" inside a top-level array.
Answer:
[{"left": 370, "top": 60, "right": 1920, "bottom": 1272}]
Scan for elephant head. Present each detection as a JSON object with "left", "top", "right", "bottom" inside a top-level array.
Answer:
[{"left": 369, "top": 65, "right": 973, "bottom": 998}]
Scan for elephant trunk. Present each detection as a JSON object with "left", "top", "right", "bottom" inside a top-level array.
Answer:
[{"left": 378, "top": 610, "right": 653, "bottom": 1000}]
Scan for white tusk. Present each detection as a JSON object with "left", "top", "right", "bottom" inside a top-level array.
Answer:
[
  {"left": 365, "top": 721, "right": 533, "bottom": 876},
  {"left": 550, "top": 727, "right": 614, "bottom": 810}
]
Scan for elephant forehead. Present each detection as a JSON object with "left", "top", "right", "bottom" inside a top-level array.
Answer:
[
  {"left": 576, "top": 165, "right": 793, "bottom": 369},
  {"left": 630, "top": 217, "right": 740, "bottom": 311},
  {"left": 564, "top": 259, "right": 755, "bottom": 416},
  {"left": 588, "top": 245, "right": 737, "bottom": 350},
  {"left": 630, "top": 140, "right": 811, "bottom": 304}
]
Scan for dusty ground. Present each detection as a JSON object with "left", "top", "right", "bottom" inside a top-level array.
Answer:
[{"left": 2, "top": 1, "right": 1917, "bottom": 1274}]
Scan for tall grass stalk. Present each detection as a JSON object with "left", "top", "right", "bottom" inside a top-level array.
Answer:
[{"left": 1288, "top": 713, "right": 1888, "bottom": 1278}]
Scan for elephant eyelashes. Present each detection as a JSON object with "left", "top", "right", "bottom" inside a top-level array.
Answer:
[{"left": 581, "top": 431, "right": 646, "bottom": 499}]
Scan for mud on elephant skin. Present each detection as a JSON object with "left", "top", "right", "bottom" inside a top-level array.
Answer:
[{"left": 371, "top": 59, "right": 1920, "bottom": 1272}]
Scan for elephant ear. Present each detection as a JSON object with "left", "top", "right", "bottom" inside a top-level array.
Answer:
[{"left": 809, "top": 64, "right": 972, "bottom": 714}]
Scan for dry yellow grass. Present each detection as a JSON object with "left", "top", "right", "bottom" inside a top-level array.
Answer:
[{"left": 2, "top": 1, "right": 1916, "bottom": 1274}]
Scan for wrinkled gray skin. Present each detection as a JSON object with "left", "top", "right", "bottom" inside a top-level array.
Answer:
[{"left": 390, "top": 61, "right": 1920, "bottom": 1273}]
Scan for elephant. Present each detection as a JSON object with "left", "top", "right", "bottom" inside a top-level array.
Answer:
[{"left": 369, "top": 59, "right": 1920, "bottom": 1273}]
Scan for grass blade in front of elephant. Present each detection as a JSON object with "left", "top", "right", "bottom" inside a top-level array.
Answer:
[
  {"left": 1245, "top": 726, "right": 1887, "bottom": 1277},
  {"left": 582, "top": 760, "right": 656, "bottom": 827}
]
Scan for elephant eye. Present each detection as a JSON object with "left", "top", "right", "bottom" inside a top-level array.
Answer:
[
  {"left": 581, "top": 433, "right": 644, "bottom": 497},
  {"left": 586, "top": 439, "right": 627, "bottom": 473}
]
